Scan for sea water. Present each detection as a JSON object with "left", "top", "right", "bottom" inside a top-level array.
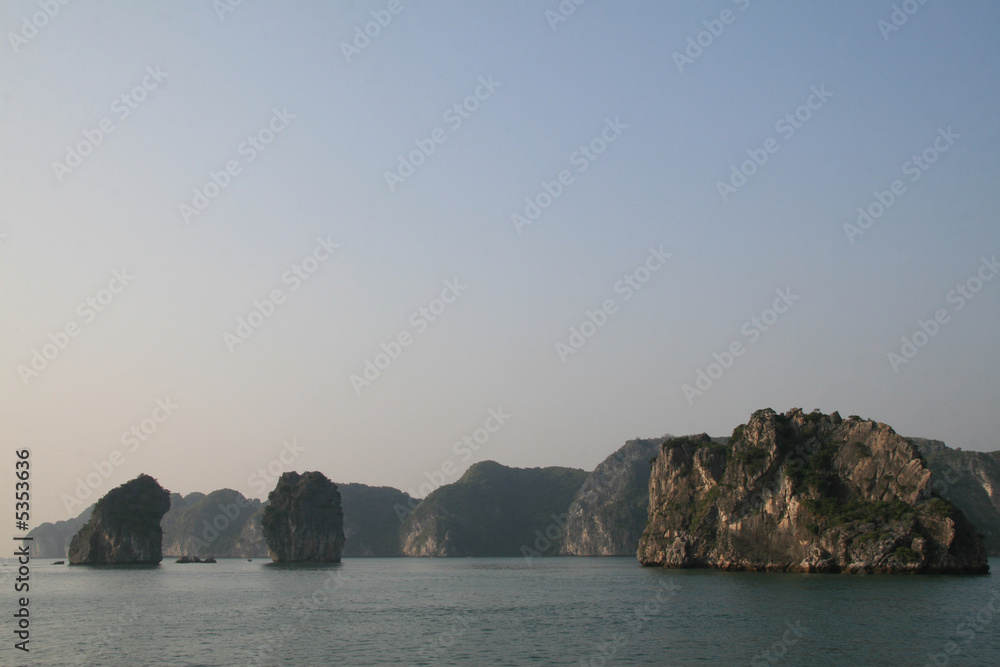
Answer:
[{"left": 4, "top": 557, "right": 998, "bottom": 666}]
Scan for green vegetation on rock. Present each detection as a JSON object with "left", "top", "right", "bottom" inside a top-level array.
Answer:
[{"left": 400, "top": 461, "right": 588, "bottom": 557}]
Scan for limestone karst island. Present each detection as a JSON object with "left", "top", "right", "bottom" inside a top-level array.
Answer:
[{"left": 36, "top": 409, "right": 994, "bottom": 575}]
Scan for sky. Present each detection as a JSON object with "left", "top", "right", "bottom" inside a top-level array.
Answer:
[{"left": 2, "top": 0, "right": 998, "bottom": 525}]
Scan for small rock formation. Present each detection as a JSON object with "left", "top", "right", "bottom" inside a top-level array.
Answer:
[
  {"left": 33, "top": 482, "right": 421, "bottom": 559},
  {"left": 175, "top": 555, "right": 217, "bottom": 563},
  {"left": 68, "top": 474, "right": 170, "bottom": 565},
  {"left": 562, "top": 438, "right": 666, "bottom": 556},
  {"left": 262, "top": 472, "right": 344, "bottom": 562},
  {"left": 637, "top": 409, "right": 989, "bottom": 574}
]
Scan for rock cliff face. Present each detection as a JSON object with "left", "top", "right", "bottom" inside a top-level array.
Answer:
[
  {"left": 638, "top": 409, "right": 989, "bottom": 574},
  {"left": 68, "top": 474, "right": 170, "bottom": 565},
  {"left": 910, "top": 438, "right": 1000, "bottom": 556},
  {"left": 262, "top": 471, "right": 344, "bottom": 562},
  {"left": 561, "top": 438, "right": 664, "bottom": 556},
  {"left": 400, "top": 461, "right": 588, "bottom": 557},
  {"left": 339, "top": 483, "right": 414, "bottom": 557},
  {"left": 26, "top": 504, "right": 94, "bottom": 558},
  {"left": 231, "top": 508, "right": 268, "bottom": 556}
]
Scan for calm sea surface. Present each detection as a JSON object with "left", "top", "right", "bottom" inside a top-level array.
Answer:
[{"left": 4, "top": 556, "right": 999, "bottom": 666}]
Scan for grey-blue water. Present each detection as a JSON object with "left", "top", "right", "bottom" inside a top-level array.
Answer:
[{"left": 5, "top": 557, "right": 999, "bottom": 666}]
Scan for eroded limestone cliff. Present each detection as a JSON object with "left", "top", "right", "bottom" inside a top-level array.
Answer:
[
  {"left": 68, "top": 474, "right": 170, "bottom": 565},
  {"left": 637, "top": 409, "right": 988, "bottom": 574},
  {"left": 561, "top": 438, "right": 663, "bottom": 556},
  {"left": 262, "top": 471, "right": 344, "bottom": 562}
]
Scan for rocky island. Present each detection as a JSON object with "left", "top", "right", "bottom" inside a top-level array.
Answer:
[
  {"left": 638, "top": 409, "right": 989, "bottom": 574},
  {"left": 262, "top": 471, "right": 345, "bottom": 562},
  {"left": 68, "top": 474, "right": 171, "bottom": 565}
]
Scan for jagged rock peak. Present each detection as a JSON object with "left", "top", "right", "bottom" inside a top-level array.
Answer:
[
  {"left": 262, "top": 471, "right": 344, "bottom": 562},
  {"left": 637, "top": 409, "right": 989, "bottom": 574}
]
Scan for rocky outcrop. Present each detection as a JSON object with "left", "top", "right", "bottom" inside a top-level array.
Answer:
[
  {"left": 262, "top": 472, "right": 344, "bottom": 562},
  {"left": 637, "top": 409, "right": 989, "bottom": 574},
  {"left": 68, "top": 474, "right": 171, "bottom": 565},
  {"left": 562, "top": 438, "right": 664, "bottom": 555},
  {"left": 34, "top": 482, "right": 413, "bottom": 559},
  {"left": 161, "top": 489, "right": 267, "bottom": 558},
  {"left": 339, "top": 483, "right": 414, "bottom": 557},
  {"left": 399, "top": 461, "right": 588, "bottom": 557}
]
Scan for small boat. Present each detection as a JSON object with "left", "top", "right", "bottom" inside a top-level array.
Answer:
[
  {"left": 247, "top": 558, "right": 252, "bottom": 562},
  {"left": 52, "top": 560, "right": 65, "bottom": 565}
]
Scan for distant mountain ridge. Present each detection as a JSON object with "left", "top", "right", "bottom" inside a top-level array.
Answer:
[
  {"left": 29, "top": 482, "right": 415, "bottom": 559},
  {"left": 399, "top": 461, "right": 588, "bottom": 557},
  {"left": 161, "top": 489, "right": 267, "bottom": 558},
  {"left": 28, "top": 423, "right": 1000, "bottom": 560}
]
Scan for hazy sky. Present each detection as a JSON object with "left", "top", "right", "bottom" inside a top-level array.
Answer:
[{"left": 3, "top": 0, "right": 998, "bottom": 524}]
